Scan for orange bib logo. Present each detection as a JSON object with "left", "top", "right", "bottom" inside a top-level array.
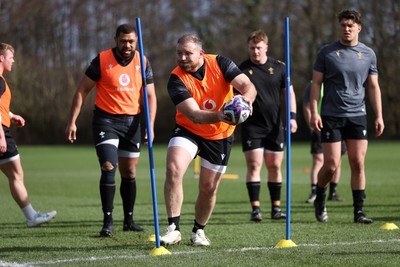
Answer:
[
  {"left": 119, "top": 74, "right": 131, "bottom": 87},
  {"left": 203, "top": 99, "right": 216, "bottom": 111}
]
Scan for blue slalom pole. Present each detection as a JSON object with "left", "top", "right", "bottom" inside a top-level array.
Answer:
[
  {"left": 284, "top": 17, "right": 292, "bottom": 241},
  {"left": 135, "top": 18, "right": 161, "bottom": 248}
]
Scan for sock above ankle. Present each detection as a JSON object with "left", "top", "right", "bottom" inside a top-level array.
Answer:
[
  {"left": 252, "top": 205, "right": 261, "bottom": 211},
  {"left": 315, "top": 186, "right": 327, "bottom": 202},
  {"left": 168, "top": 216, "right": 180, "bottom": 231},
  {"left": 329, "top": 182, "right": 338, "bottom": 196},
  {"left": 268, "top": 182, "right": 282, "bottom": 202},
  {"left": 311, "top": 184, "right": 317, "bottom": 194},
  {"left": 192, "top": 219, "right": 205, "bottom": 233},
  {"left": 22, "top": 204, "right": 36, "bottom": 221},
  {"left": 352, "top": 190, "right": 365, "bottom": 214},
  {"left": 103, "top": 211, "right": 113, "bottom": 225},
  {"left": 247, "top": 182, "right": 261, "bottom": 202}
]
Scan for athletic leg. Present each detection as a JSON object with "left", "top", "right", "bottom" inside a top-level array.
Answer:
[
  {"left": 164, "top": 145, "right": 192, "bottom": 219},
  {"left": 328, "top": 158, "right": 343, "bottom": 201},
  {"left": 1, "top": 157, "right": 29, "bottom": 209},
  {"left": 244, "top": 148, "right": 264, "bottom": 221},
  {"left": 307, "top": 131, "right": 323, "bottom": 203},
  {"left": 96, "top": 142, "right": 118, "bottom": 237},
  {"left": 119, "top": 156, "right": 144, "bottom": 231},
  {"left": 307, "top": 152, "right": 323, "bottom": 203},
  {"left": 1, "top": 156, "right": 56, "bottom": 226},
  {"left": 346, "top": 139, "right": 372, "bottom": 223},
  {"left": 191, "top": 159, "right": 225, "bottom": 246},
  {"left": 195, "top": 164, "right": 224, "bottom": 225},
  {"left": 265, "top": 151, "right": 286, "bottom": 219},
  {"left": 160, "top": 138, "right": 195, "bottom": 246},
  {"left": 314, "top": 141, "right": 342, "bottom": 222}
]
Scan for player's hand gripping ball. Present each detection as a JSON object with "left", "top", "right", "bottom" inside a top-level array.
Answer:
[{"left": 223, "top": 95, "right": 251, "bottom": 125}]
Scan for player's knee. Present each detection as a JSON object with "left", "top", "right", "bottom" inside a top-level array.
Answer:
[
  {"left": 166, "top": 161, "right": 181, "bottom": 179},
  {"left": 101, "top": 161, "right": 115, "bottom": 172},
  {"left": 199, "top": 182, "right": 217, "bottom": 197}
]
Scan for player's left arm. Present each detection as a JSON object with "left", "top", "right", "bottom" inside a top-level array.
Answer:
[{"left": 367, "top": 74, "right": 384, "bottom": 137}]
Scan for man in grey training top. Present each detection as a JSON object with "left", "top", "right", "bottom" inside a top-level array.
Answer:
[{"left": 309, "top": 9, "right": 384, "bottom": 224}]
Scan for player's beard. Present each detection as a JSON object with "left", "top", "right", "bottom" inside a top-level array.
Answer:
[
  {"left": 178, "top": 60, "right": 199, "bottom": 72},
  {"left": 178, "top": 61, "right": 194, "bottom": 72},
  {"left": 117, "top": 47, "right": 133, "bottom": 61}
]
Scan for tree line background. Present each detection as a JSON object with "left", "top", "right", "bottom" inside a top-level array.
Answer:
[{"left": 0, "top": 0, "right": 398, "bottom": 144}]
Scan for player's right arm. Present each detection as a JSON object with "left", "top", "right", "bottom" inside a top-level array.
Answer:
[
  {"left": 310, "top": 70, "right": 323, "bottom": 132},
  {"left": 302, "top": 84, "right": 312, "bottom": 131},
  {"left": 65, "top": 75, "right": 96, "bottom": 143},
  {"left": 303, "top": 101, "right": 312, "bottom": 130}
]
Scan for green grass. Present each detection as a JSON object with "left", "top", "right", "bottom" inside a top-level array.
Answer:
[{"left": 0, "top": 142, "right": 399, "bottom": 266}]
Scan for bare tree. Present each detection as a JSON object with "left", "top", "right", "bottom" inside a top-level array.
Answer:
[{"left": 0, "top": 0, "right": 398, "bottom": 144}]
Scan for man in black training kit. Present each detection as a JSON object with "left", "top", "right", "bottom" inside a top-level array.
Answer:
[
  {"left": 310, "top": 10, "right": 384, "bottom": 224},
  {"left": 303, "top": 82, "right": 346, "bottom": 204},
  {"left": 66, "top": 24, "right": 157, "bottom": 236},
  {"left": 239, "top": 30, "right": 297, "bottom": 222}
]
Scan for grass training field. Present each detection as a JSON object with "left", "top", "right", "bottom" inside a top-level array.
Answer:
[{"left": 0, "top": 141, "right": 399, "bottom": 266}]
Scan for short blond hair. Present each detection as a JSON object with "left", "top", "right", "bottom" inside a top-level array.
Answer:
[
  {"left": 177, "top": 34, "right": 203, "bottom": 48},
  {"left": 248, "top": 30, "right": 268, "bottom": 44},
  {"left": 0, "top": 43, "right": 14, "bottom": 55}
]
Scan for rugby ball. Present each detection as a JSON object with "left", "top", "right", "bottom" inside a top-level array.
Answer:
[{"left": 223, "top": 95, "right": 251, "bottom": 125}]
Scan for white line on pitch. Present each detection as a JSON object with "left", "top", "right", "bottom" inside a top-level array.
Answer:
[{"left": 9, "top": 238, "right": 400, "bottom": 266}]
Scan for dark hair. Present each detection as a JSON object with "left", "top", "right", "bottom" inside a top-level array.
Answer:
[
  {"left": 115, "top": 24, "right": 136, "bottom": 37},
  {"left": 248, "top": 29, "right": 268, "bottom": 44},
  {"left": 337, "top": 9, "right": 362, "bottom": 25}
]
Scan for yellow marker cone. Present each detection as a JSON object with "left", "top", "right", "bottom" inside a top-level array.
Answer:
[
  {"left": 147, "top": 234, "right": 156, "bottom": 242},
  {"left": 275, "top": 239, "right": 297, "bottom": 248},
  {"left": 222, "top": 173, "right": 239, "bottom": 179},
  {"left": 149, "top": 246, "right": 171, "bottom": 256},
  {"left": 380, "top": 223, "right": 399, "bottom": 230}
]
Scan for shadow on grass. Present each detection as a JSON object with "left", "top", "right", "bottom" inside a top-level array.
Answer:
[{"left": 0, "top": 243, "right": 152, "bottom": 255}]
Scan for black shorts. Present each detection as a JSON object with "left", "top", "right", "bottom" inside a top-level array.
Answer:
[
  {"left": 92, "top": 107, "right": 141, "bottom": 153},
  {"left": 310, "top": 130, "right": 347, "bottom": 155},
  {"left": 321, "top": 115, "right": 368, "bottom": 143},
  {"left": 241, "top": 125, "right": 285, "bottom": 152},
  {"left": 170, "top": 125, "right": 233, "bottom": 166},
  {"left": 310, "top": 131, "right": 323, "bottom": 154},
  {"left": 0, "top": 126, "right": 19, "bottom": 162}
]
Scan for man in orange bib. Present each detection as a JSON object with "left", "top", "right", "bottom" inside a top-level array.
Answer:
[
  {"left": 0, "top": 43, "right": 56, "bottom": 227},
  {"left": 160, "top": 34, "right": 257, "bottom": 246},
  {"left": 66, "top": 24, "right": 157, "bottom": 237}
]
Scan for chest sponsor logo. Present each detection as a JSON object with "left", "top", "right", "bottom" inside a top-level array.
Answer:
[
  {"left": 119, "top": 74, "right": 131, "bottom": 87},
  {"left": 203, "top": 99, "right": 217, "bottom": 111}
]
